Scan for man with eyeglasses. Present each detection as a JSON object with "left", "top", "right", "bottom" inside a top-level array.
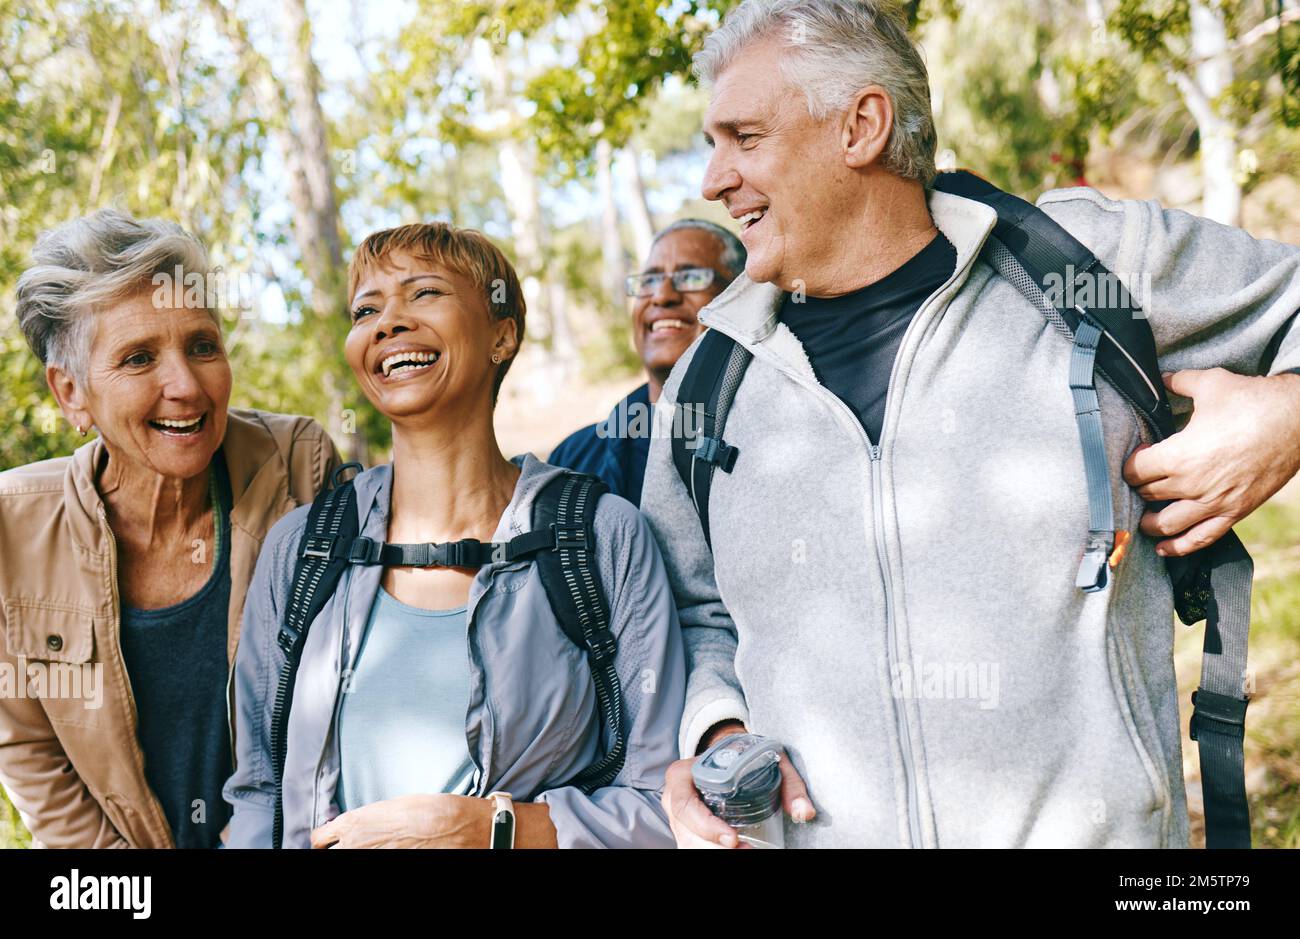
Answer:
[{"left": 548, "top": 220, "right": 746, "bottom": 505}]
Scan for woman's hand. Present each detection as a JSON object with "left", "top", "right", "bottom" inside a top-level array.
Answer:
[{"left": 310, "top": 793, "right": 491, "bottom": 849}]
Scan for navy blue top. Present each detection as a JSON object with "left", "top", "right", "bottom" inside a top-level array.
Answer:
[
  {"left": 548, "top": 383, "right": 654, "bottom": 506},
  {"left": 779, "top": 232, "right": 957, "bottom": 445},
  {"left": 119, "top": 452, "right": 233, "bottom": 849}
]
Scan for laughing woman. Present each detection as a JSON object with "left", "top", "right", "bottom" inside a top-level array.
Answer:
[
  {"left": 0, "top": 210, "right": 341, "bottom": 848},
  {"left": 223, "top": 223, "right": 686, "bottom": 849}
]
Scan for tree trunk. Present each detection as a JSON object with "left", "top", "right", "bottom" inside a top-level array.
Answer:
[
  {"left": 622, "top": 145, "right": 656, "bottom": 264},
  {"left": 596, "top": 138, "right": 626, "bottom": 317},
  {"left": 489, "top": 48, "right": 576, "bottom": 376},
  {"left": 282, "top": 0, "right": 344, "bottom": 285},
  {"left": 280, "top": 0, "right": 367, "bottom": 463},
  {"left": 1179, "top": 0, "right": 1241, "bottom": 225},
  {"left": 205, "top": 0, "right": 366, "bottom": 462}
]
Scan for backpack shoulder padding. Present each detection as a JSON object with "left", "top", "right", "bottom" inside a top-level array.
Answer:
[
  {"left": 670, "top": 329, "right": 753, "bottom": 549},
  {"left": 932, "top": 170, "right": 1174, "bottom": 438},
  {"left": 530, "top": 470, "right": 627, "bottom": 793}
]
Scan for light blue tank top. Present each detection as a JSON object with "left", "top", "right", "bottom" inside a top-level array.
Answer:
[{"left": 336, "top": 586, "right": 474, "bottom": 811}]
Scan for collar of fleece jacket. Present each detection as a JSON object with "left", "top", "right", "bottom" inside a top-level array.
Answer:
[{"left": 693, "top": 187, "right": 997, "bottom": 351}]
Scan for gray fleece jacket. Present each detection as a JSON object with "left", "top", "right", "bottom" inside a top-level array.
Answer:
[
  {"left": 640, "top": 184, "right": 1300, "bottom": 848},
  {"left": 223, "top": 453, "right": 686, "bottom": 848}
]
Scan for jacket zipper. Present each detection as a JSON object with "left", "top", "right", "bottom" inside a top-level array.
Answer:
[
  {"left": 730, "top": 345, "right": 923, "bottom": 847},
  {"left": 465, "top": 567, "right": 509, "bottom": 796},
  {"left": 465, "top": 602, "right": 489, "bottom": 795},
  {"left": 869, "top": 443, "right": 922, "bottom": 849},
  {"left": 315, "top": 566, "right": 354, "bottom": 825},
  {"left": 700, "top": 219, "right": 998, "bottom": 848},
  {"left": 97, "top": 504, "right": 174, "bottom": 849},
  {"left": 225, "top": 666, "right": 236, "bottom": 768},
  {"left": 221, "top": 503, "right": 235, "bottom": 768}
]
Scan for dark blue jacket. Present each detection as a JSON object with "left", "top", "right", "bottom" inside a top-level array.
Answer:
[{"left": 548, "top": 383, "right": 653, "bottom": 506}]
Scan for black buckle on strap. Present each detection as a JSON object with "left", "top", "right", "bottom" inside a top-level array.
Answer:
[
  {"left": 347, "top": 537, "right": 381, "bottom": 564},
  {"left": 276, "top": 625, "right": 301, "bottom": 654},
  {"left": 552, "top": 524, "right": 593, "bottom": 552},
  {"left": 301, "top": 536, "right": 334, "bottom": 560},
  {"left": 585, "top": 630, "right": 617, "bottom": 665},
  {"left": 693, "top": 435, "right": 739, "bottom": 472},
  {"left": 442, "top": 539, "right": 481, "bottom": 567},
  {"left": 1190, "top": 688, "right": 1248, "bottom": 742},
  {"left": 1075, "top": 531, "right": 1114, "bottom": 593}
]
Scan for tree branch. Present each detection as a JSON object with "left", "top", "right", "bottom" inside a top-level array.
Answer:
[{"left": 1229, "top": 5, "right": 1300, "bottom": 54}]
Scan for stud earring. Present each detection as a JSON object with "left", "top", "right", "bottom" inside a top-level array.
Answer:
[
  {"left": 76, "top": 425, "right": 86, "bottom": 437},
  {"left": 491, "top": 353, "right": 502, "bottom": 364}
]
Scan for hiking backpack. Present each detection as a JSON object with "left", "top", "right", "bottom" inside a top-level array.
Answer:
[
  {"left": 268, "top": 466, "right": 625, "bottom": 849},
  {"left": 671, "top": 169, "right": 1257, "bottom": 848}
]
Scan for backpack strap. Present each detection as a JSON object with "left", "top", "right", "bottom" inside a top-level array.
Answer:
[
  {"left": 932, "top": 170, "right": 1173, "bottom": 432},
  {"left": 531, "top": 472, "right": 627, "bottom": 792},
  {"left": 1068, "top": 313, "right": 1118, "bottom": 591},
  {"left": 270, "top": 465, "right": 631, "bottom": 844},
  {"left": 309, "top": 528, "right": 558, "bottom": 568},
  {"left": 271, "top": 460, "right": 364, "bottom": 849},
  {"left": 934, "top": 170, "right": 1255, "bottom": 848},
  {"left": 670, "top": 329, "right": 753, "bottom": 548}
]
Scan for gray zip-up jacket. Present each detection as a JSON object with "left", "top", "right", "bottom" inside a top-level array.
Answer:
[
  {"left": 223, "top": 453, "right": 686, "bottom": 848},
  {"left": 640, "top": 185, "right": 1300, "bottom": 848}
]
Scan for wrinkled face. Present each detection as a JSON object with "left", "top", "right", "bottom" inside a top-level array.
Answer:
[
  {"left": 77, "top": 290, "right": 231, "bottom": 480},
  {"left": 700, "top": 37, "right": 849, "bottom": 290},
  {"left": 345, "top": 249, "right": 514, "bottom": 425},
  {"left": 631, "top": 228, "right": 729, "bottom": 378}
]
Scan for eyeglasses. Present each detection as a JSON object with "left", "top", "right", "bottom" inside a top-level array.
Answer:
[{"left": 625, "top": 267, "right": 717, "bottom": 298}]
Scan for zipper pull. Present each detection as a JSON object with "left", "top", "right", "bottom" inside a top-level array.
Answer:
[{"left": 870, "top": 444, "right": 882, "bottom": 461}]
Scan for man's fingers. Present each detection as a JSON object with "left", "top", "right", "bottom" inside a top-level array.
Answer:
[
  {"left": 1122, "top": 441, "right": 1173, "bottom": 487},
  {"left": 673, "top": 824, "right": 731, "bottom": 849},
  {"left": 679, "top": 791, "right": 738, "bottom": 847},
  {"left": 1132, "top": 476, "right": 1181, "bottom": 502},
  {"left": 663, "top": 760, "right": 740, "bottom": 848},
  {"left": 1154, "top": 514, "right": 1235, "bottom": 558},
  {"left": 1139, "top": 499, "right": 1215, "bottom": 540},
  {"left": 777, "top": 753, "right": 815, "bottom": 823},
  {"left": 1139, "top": 500, "right": 1236, "bottom": 556},
  {"left": 1163, "top": 368, "right": 1214, "bottom": 399}
]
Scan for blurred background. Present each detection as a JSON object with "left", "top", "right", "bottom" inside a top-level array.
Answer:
[{"left": 1, "top": 0, "right": 1297, "bottom": 848}]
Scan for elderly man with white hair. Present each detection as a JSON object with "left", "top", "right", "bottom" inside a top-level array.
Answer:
[{"left": 643, "top": 0, "right": 1300, "bottom": 848}]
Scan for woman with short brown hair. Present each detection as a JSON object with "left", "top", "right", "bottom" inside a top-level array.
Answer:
[{"left": 224, "top": 222, "right": 686, "bottom": 848}]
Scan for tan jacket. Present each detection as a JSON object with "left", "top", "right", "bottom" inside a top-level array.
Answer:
[{"left": 0, "top": 408, "right": 341, "bottom": 847}]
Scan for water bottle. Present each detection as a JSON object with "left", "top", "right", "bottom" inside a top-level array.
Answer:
[{"left": 692, "top": 733, "right": 785, "bottom": 848}]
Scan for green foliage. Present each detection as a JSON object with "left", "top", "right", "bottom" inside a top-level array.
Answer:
[
  {"left": 375, "top": 0, "right": 736, "bottom": 185},
  {"left": 0, "top": 0, "right": 269, "bottom": 468},
  {"left": 1058, "top": 54, "right": 1135, "bottom": 155},
  {"left": 1110, "top": 0, "right": 1192, "bottom": 65},
  {"left": 548, "top": 221, "right": 640, "bottom": 379},
  {"left": 634, "top": 79, "right": 711, "bottom": 159},
  {"left": 0, "top": 333, "right": 83, "bottom": 469},
  {"left": 1108, "top": 0, "right": 1298, "bottom": 133},
  {"left": 924, "top": 2, "right": 1103, "bottom": 195},
  {"left": 1, "top": 785, "right": 32, "bottom": 848},
  {"left": 523, "top": 1, "right": 726, "bottom": 179}
]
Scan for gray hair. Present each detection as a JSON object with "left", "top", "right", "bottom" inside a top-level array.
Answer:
[
  {"left": 14, "top": 208, "right": 213, "bottom": 384},
  {"left": 651, "top": 219, "right": 748, "bottom": 281},
  {"left": 694, "top": 0, "right": 938, "bottom": 185}
]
